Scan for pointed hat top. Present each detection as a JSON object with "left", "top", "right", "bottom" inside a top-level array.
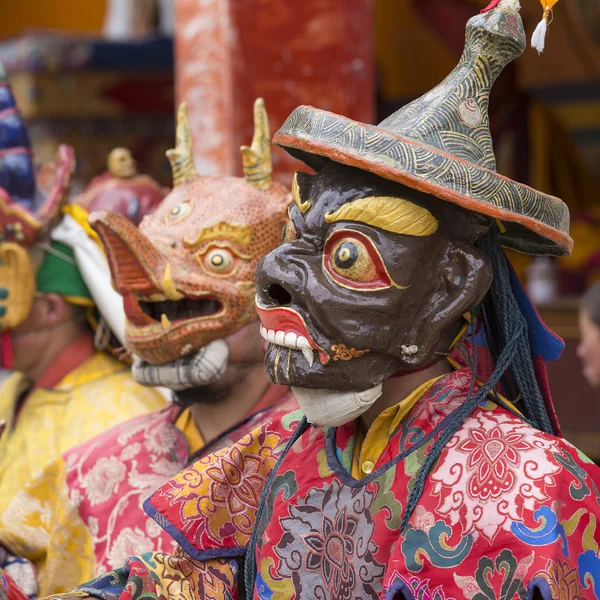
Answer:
[
  {"left": 273, "top": 1, "right": 571, "bottom": 257},
  {"left": 379, "top": 2, "right": 526, "bottom": 171}
]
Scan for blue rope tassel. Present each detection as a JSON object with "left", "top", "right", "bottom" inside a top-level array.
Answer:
[{"left": 478, "top": 230, "right": 555, "bottom": 434}]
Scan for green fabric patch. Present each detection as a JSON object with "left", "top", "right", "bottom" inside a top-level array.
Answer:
[
  {"left": 36, "top": 241, "right": 92, "bottom": 302},
  {"left": 471, "top": 302, "right": 483, "bottom": 320}
]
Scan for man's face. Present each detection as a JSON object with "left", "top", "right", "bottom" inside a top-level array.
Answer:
[
  {"left": 255, "top": 164, "right": 491, "bottom": 391},
  {"left": 9, "top": 294, "right": 75, "bottom": 373},
  {"left": 578, "top": 309, "right": 600, "bottom": 388}
]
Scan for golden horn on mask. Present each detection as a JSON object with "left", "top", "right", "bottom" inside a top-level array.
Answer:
[
  {"left": 240, "top": 98, "right": 272, "bottom": 190},
  {"left": 166, "top": 102, "right": 198, "bottom": 186}
]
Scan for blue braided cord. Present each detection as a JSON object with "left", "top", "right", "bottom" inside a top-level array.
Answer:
[
  {"left": 478, "top": 230, "right": 554, "bottom": 434},
  {"left": 244, "top": 417, "right": 309, "bottom": 597}
]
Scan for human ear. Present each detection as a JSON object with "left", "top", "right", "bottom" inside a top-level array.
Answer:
[
  {"left": 398, "top": 243, "right": 492, "bottom": 367},
  {"left": 43, "top": 293, "right": 71, "bottom": 326}
]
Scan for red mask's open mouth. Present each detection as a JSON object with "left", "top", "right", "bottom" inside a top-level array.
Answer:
[{"left": 125, "top": 294, "right": 223, "bottom": 328}]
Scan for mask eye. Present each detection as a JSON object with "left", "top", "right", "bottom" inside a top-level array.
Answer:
[
  {"left": 203, "top": 248, "right": 235, "bottom": 275},
  {"left": 282, "top": 220, "right": 298, "bottom": 242},
  {"left": 165, "top": 200, "right": 193, "bottom": 225},
  {"left": 324, "top": 229, "right": 393, "bottom": 290}
]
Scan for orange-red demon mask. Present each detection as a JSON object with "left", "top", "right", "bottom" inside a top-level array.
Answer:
[{"left": 90, "top": 99, "right": 290, "bottom": 370}]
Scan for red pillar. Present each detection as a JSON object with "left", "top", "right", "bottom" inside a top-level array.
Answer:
[{"left": 174, "top": 0, "right": 374, "bottom": 184}]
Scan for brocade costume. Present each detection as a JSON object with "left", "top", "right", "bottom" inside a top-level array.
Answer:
[
  {"left": 0, "top": 344, "right": 165, "bottom": 517},
  {"left": 0, "top": 58, "right": 166, "bottom": 597},
  {"left": 0, "top": 388, "right": 295, "bottom": 598},
  {"left": 62, "top": 368, "right": 600, "bottom": 599},
  {"left": 0, "top": 97, "right": 297, "bottom": 599},
  {"left": 10, "top": 2, "right": 600, "bottom": 599}
]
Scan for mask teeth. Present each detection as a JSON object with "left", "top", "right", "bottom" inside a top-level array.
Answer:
[{"left": 302, "top": 347, "right": 314, "bottom": 367}]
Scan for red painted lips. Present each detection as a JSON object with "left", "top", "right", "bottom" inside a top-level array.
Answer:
[{"left": 255, "top": 302, "right": 329, "bottom": 364}]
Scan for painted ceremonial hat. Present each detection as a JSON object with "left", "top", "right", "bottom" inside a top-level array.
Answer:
[
  {"left": 0, "top": 60, "right": 126, "bottom": 352},
  {"left": 0, "top": 59, "right": 75, "bottom": 331},
  {"left": 74, "top": 147, "right": 168, "bottom": 226},
  {"left": 273, "top": 0, "right": 572, "bottom": 256}
]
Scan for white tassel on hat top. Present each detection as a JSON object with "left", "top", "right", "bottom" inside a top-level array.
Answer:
[{"left": 531, "top": 0, "right": 559, "bottom": 54}]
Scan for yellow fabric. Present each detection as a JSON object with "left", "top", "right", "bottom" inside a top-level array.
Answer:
[
  {"left": 350, "top": 375, "right": 444, "bottom": 479},
  {"left": 174, "top": 408, "right": 205, "bottom": 456},
  {"left": 0, "top": 351, "right": 166, "bottom": 515},
  {"left": 62, "top": 205, "right": 101, "bottom": 247},
  {"left": 0, "top": 363, "right": 182, "bottom": 598},
  {"left": 61, "top": 294, "right": 95, "bottom": 307},
  {"left": 0, "top": 457, "right": 95, "bottom": 596}
]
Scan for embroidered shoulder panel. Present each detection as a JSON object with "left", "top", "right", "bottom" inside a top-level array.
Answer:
[{"left": 145, "top": 408, "right": 305, "bottom": 558}]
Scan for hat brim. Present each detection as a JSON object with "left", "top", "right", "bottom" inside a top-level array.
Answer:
[{"left": 274, "top": 106, "right": 572, "bottom": 256}]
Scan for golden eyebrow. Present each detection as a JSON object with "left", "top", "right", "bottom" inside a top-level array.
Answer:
[
  {"left": 183, "top": 221, "right": 253, "bottom": 249},
  {"left": 292, "top": 172, "right": 310, "bottom": 214},
  {"left": 324, "top": 196, "right": 438, "bottom": 236}
]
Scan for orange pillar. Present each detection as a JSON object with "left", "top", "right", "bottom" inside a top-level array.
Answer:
[{"left": 174, "top": 0, "right": 374, "bottom": 183}]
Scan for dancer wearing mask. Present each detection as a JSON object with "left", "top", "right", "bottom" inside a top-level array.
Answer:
[{"left": 0, "top": 59, "right": 165, "bottom": 519}]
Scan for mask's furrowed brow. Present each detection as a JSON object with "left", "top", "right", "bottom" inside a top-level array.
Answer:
[
  {"left": 324, "top": 196, "right": 438, "bottom": 236},
  {"left": 183, "top": 222, "right": 253, "bottom": 249}
]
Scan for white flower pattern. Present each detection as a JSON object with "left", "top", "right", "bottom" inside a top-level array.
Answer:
[
  {"left": 87, "top": 516, "right": 100, "bottom": 539},
  {"left": 430, "top": 409, "right": 560, "bottom": 542},
  {"left": 66, "top": 409, "right": 188, "bottom": 575},
  {"left": 82, "top": 457, "right": 127, "bottom": 506},
  {"left": 107, "top": 527, "right": 155, "bottom": 568},
  {"left": 120, "top": 442, "right": 141, "bottom": 461}
]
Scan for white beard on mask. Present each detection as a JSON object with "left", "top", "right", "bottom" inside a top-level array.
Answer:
[
  {"left": 132, "top": 339, "right": 229, "bottom": 391},
  {"left": 291, "top": 384, "right": 382, "bottom": 427}
]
